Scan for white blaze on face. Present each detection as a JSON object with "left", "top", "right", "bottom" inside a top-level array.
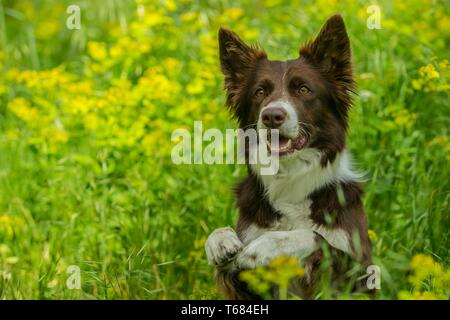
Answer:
[{"left": 257, "top": 100, "right": 299, "bottom": 138}]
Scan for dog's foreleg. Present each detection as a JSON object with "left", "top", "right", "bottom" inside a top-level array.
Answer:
[
  {"left": 235, "top": 229, "right": 320, "bottom": 269},
  {"left": 205, "top": 226, "right": 243, "bottom": 268},
  {"left": 205, "top": 227, "right": 259, "bottom": 299}
]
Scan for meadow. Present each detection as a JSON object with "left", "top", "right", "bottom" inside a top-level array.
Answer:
[{"left": 0, "top": 0, "right": 448, "bottom": 299}]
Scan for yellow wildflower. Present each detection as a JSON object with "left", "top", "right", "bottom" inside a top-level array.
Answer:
[
  {"left": 439, "top": 59, "right": 449, "bottom": 70},
  {"left": 84, "top": 113, "right": 101, "bottom": 130},
  {"left": 419, "top": 64, "right": 439, "bottom": 79},
  {"left": 164, "top": 0, "right": 177, "bottom": 12},
  {"left": 398, "top": 291, "right": 442, "bottom": 300},
  {"left": 187, "top": 79, "right": 205, "bottom": 95},
  {"left": 142, "top": 11, "right": 171, "bottom": 28},
  {"left": 53, "top": 129, "right": 69, "bottom": 144},
  {"left": 223, "top": 7, "right": 244, "bottom": 20},
  {"left": 87, "top": 41, "right": 108, "bottom": 61},
  {"left": 0, "top": 214, "right": 25, "bottom": 237},
  {"left": 240, "top": 255, "right": 304, "bottom": 299},
  {"left": 181, "top": 12, "right": 197, "bottom": 22},
  {"left": 8, "top": 97, "right": 39, "bottom": 123},
  {"left": 368, "top": 229, "right": 378, "bottom": 242}
]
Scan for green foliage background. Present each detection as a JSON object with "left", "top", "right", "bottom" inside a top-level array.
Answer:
[{"left": 0, "top": 0, "right": 448, "bottom": 299}]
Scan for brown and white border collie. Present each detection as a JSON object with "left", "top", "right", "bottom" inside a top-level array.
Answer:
[{"left": 205, "top": 14, "right": 372, "bottom": 299}]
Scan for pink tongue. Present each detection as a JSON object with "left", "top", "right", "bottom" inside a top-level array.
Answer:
[{"left": 293, "top": 137, "right": 306, "bottom": 149}]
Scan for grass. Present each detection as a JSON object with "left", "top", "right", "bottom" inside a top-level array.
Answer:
[{"left": 0, "top": 0, "right": 448, "bottom": 299}]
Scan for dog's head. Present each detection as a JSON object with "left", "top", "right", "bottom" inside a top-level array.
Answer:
[{"left": 219, "top": 14, "right": 354, "bottom": 165}]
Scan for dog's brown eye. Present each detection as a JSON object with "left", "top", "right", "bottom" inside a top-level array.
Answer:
[
  {"left": 298, "top": 85, "right": 311, "bottom": 95},
  {"left": 255, "top": 88, "right": 265, "bottom": 97}
]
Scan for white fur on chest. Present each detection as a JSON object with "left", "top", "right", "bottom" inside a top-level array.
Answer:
[
  {"left": 275, "top": 200, "right": 314, "bottom": 230},
  {"left": 256, "top": 148, "right": 360, "bottom": 204},
  {"left": 243, "top": 149, "right": 361, "bottom": 254}
]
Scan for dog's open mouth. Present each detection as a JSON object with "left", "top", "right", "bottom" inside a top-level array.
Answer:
[{"left": 266, "top": 131, "right": 307, "bottom": 156}]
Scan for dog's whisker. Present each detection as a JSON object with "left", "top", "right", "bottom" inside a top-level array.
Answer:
[
  {"left": 240, "top": 123, "right": 257, "bottom": 130},
  {"left": 296, "top": 122, "right": 312, "bottom": 140}
]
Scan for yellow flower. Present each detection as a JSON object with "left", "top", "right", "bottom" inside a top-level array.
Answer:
[
  {"left": 411, "top": 60, "right": 449, "bottom": 92},
  {"left": 137, "top": 69, "right": 180, "bottom": 101},
  {"left": 8, "top": 97, "right": 39, "bottom": 123},
  {"left": 398, "top": 291, "right": 441, "bottom": 300},
  {"left": 142, "top": 11, "right": 171, "bottom": 28},
  {"left": 392, "top": 109, "right": 417, "bottom": 128},
  {"left": 164, "top": 0, "right": 177, "bottom": 12},
  {"left": 187, "top": 79, "right": 205, "bottom": 95},
  {"left": 70, "top": 96, "right": 90, "bottom": 114},
  {"left": 439, "top": 59, "right": 449, "bottom": 70},
  {"left": 410, "top": 254, "right": 438, "bottom": 272},
  {"left": 408, "top": 254, "right": 448, "bottom": 295},
  {"left": 181, "top": 12, "right": 197, "bottom": 22},
  {"left": 53, "top": 129, "right": 69, "bottom": 144},
  {"left": 110, "top": 44, "right": 125, "bottom": 59},
  {"left": 87, "top": 41, "right": 108, "bottom": 61},
  {"left": 241, "top": 29, "right": 259, "bottom": 41},
  {"left": 63, "top": 80, "right": 94, "bottom": 95},
  {"left": 163, "top": 58, "right": 180, "bottom": 70},
  {"left": 223, "top": 7, "right": 244, "bottom": 20},
  {"left": 437, "top": 15, "right": 450, "bottom": 33},
  {"left": 419, "top": 64, "right": 440, "bottom": 79},
  {"left": 368, "top": 229, "right": 378, "bottom": 242},
  {"left": 0, "top": 214, "right": 25, "bottom": 237},
  {"left": 240, "top": 255, "right": 304, "bottom": 299},
  {"left": 84, "top": 113, "right": 101, "bottom": 130}
]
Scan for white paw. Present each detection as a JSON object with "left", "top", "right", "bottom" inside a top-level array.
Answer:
[
  {"left": 205, "top": 227, "right": 243, "bottom": 266},
  {"left": 235, "top": 233, "right": 283, "bottom": 269},
  {"left": 236, "top": 229, "right": 318, "bottom": 269}
]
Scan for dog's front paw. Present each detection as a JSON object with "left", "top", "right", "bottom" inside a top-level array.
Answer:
[
  {"left": 205, "top": 227, "right": 243, "bottom": 267},
  {"left": 235, "top": 235, "right": 279, "bottom": 269},
  {"left": 235, "top": 230, "right": 318, "bottom": 269}
]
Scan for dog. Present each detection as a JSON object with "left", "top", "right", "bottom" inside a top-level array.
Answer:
[{"left": 205, "top": 14, "right": 372, "bottom": 299}]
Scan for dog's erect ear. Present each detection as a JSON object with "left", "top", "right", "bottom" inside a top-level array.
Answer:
[
  {"left": 299, "top": 14, "right": 352, "bottom": 82},
  {"left": 300, "top": 14, "right": 354, "bottom": 110},
  {"left": 218, "top": 27, "right": 265, "bottom": 82},
  {"left": 218, "top": 28, "right": 267, "bottom": 112}
]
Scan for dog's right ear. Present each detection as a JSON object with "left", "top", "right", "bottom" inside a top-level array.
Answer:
[
  {"left": 218, "top": 27, "right": 265, "bottom": 82},
  {"left": 218, "top": 28, "right": 266, "bottom": 108}
]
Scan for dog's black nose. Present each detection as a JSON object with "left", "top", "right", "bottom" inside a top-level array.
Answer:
[{"left": 261, "top": 107, "right": 287, "bottom": 128}]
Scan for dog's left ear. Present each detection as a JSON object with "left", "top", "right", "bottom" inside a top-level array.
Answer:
[{"left": 300, "top": 14, "right": 352, "bottom": 85}]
